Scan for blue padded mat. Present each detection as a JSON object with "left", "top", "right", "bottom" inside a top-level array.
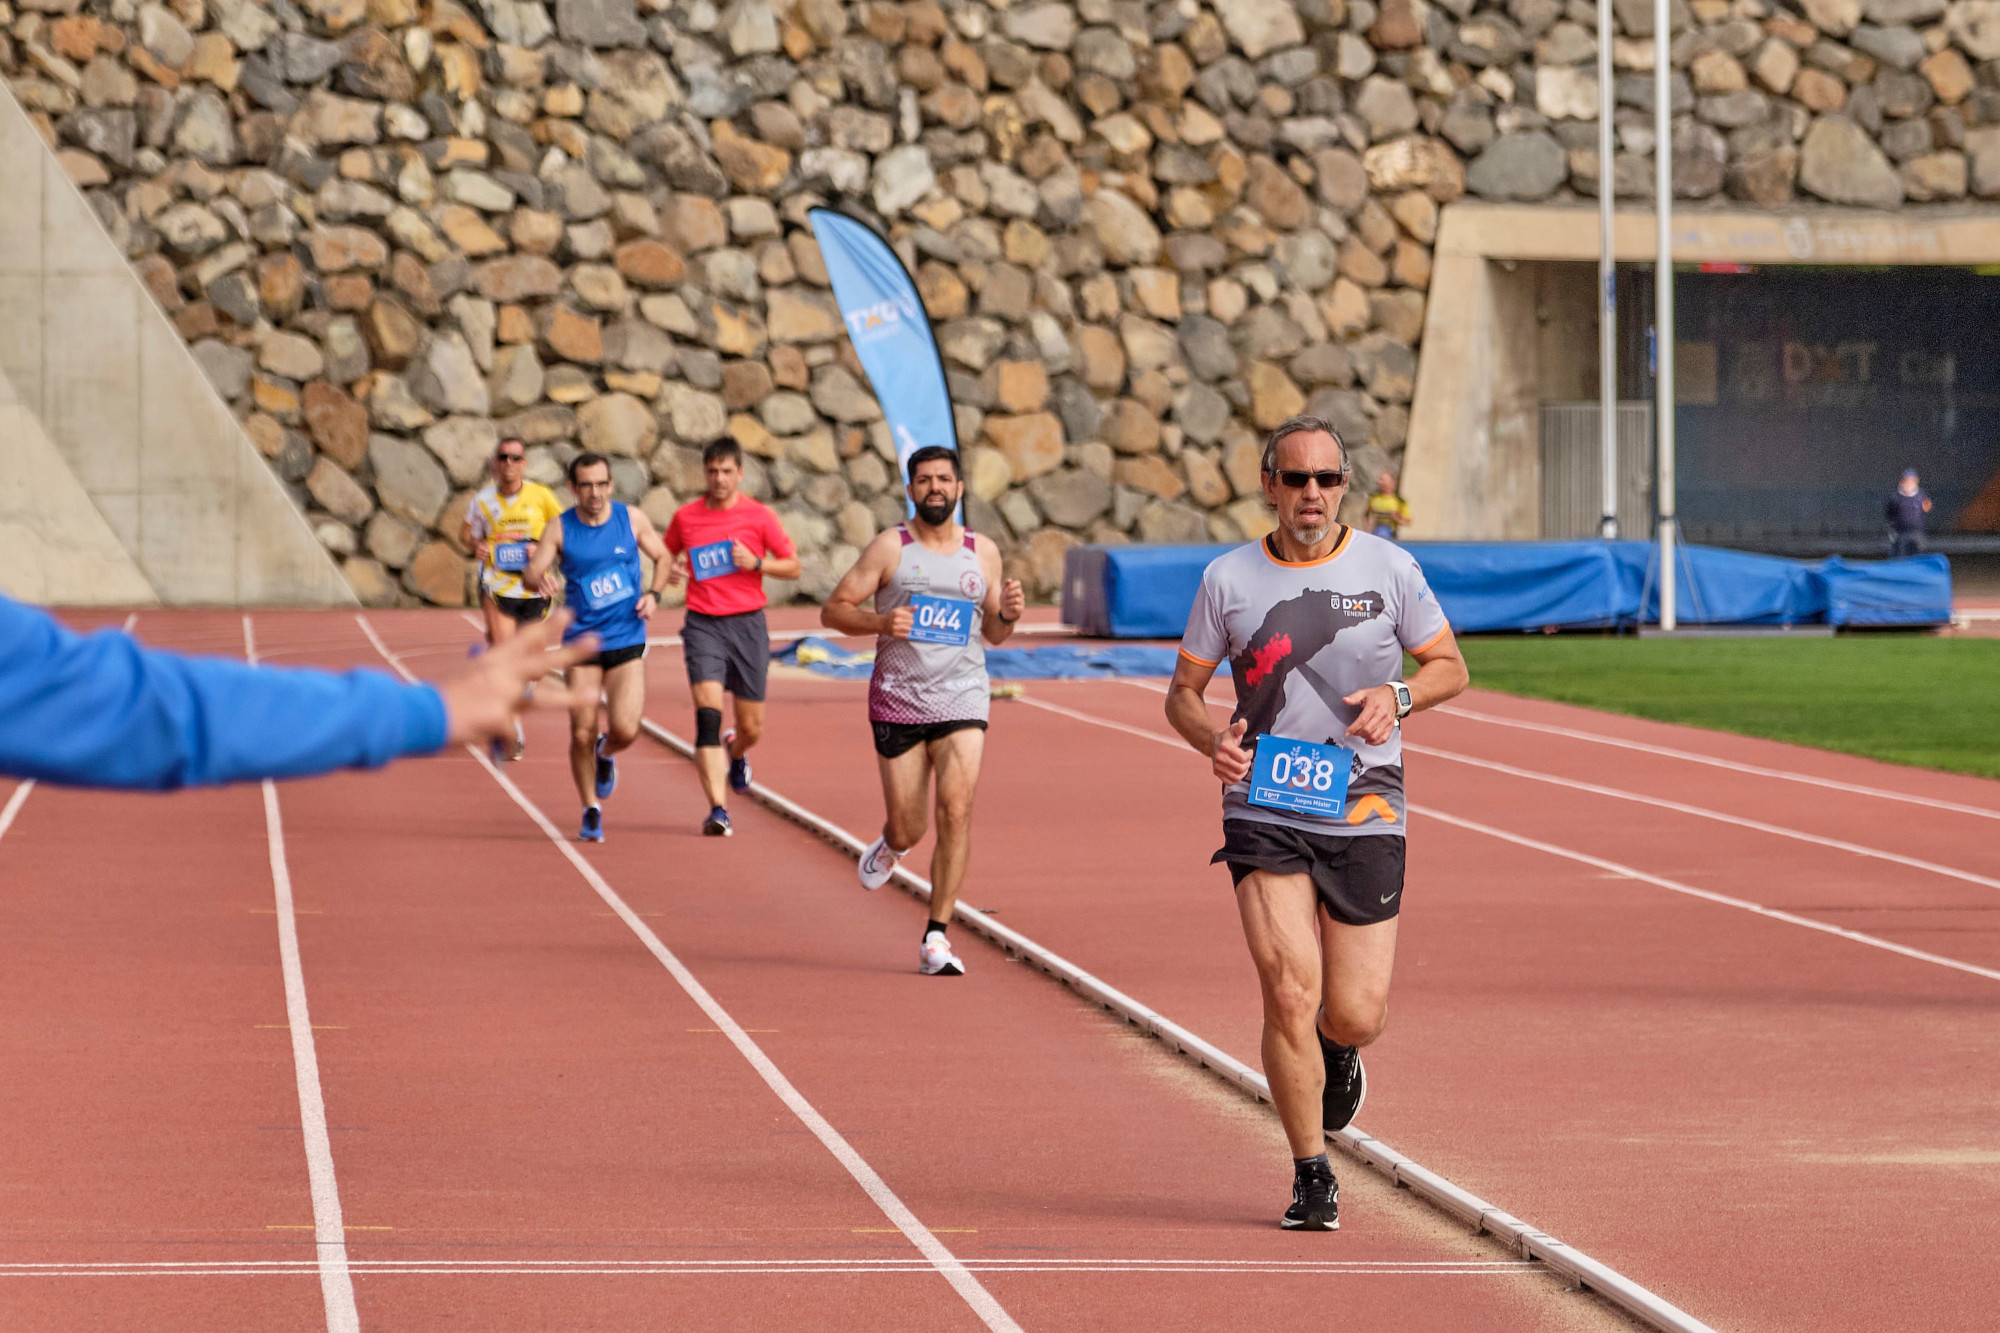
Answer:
[
  {"left": 773, "top": 637, "right": 1203, "bottom": 680},
  {"left": 1061, "top": 541, "right": 1952, "bottom": 636}
]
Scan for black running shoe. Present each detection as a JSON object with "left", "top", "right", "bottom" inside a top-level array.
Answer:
[
  {"left": 1320, "top": 1030, "right": 1367, "bottom": 1133},
  {"left": 1281, "top": 1168, "right": 1340, "bottom": 1231}
]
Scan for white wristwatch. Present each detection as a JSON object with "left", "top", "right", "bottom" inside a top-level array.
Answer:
[{"left": 1388, "top": 680, "right": 1414, "bottom": 719}]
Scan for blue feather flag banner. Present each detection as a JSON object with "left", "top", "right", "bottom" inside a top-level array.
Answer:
[{"left": 807, "top": 209, "right": 957, "bottom": 497}]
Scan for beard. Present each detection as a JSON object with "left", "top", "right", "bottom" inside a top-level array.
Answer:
[
  {"left": 1285, "top": 519, "right": 1330, "bottom": 546},
  {"left": 915, "top": 494, "right": 955, "bottom": 526}
]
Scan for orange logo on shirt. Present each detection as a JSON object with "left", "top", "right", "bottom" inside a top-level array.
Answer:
[{"left": 1345, "top": 795, "right": 1397, "bottom": 825}]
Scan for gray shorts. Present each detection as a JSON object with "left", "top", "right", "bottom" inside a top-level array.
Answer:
[{"left": 682, "top": 609, "right": 769, "bottom": 702}]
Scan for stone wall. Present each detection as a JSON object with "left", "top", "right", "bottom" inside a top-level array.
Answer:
[{"left": 2, "top": 0, "right": 1991, "bottom": 604}]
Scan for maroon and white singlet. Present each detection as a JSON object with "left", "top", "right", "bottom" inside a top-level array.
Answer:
[{"left": 867, "top": 526, "right": 990, "bottom": 726}]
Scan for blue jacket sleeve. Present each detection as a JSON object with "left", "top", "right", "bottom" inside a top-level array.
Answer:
[{"left": 0, "top": 597, "right": 449, "bottom": 790}]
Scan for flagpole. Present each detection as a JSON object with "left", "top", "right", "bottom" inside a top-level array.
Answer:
[
  {"left": 1654, "top": 0, "right": 1677, "bottom": 630},
  {"left": 1598, "top": 0, "right": 1618, "bottom": 541}
]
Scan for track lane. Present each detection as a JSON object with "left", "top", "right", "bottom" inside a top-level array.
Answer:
[
  {"left": 721, "top": 665, "right": 2000, "bottom": 1333},
  {"left": 0, "top": 610, "right": 325, "bottom": 1331},
  {"left": 360, "top": 612, "right": 1638, "bottom": 1331},
  {"left": 251, "top": 610, "right": 992, "bottom": 1332}
]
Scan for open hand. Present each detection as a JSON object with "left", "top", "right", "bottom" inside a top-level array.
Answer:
[
  {"left": 1213, "top": 718, "right": 1252, "bottom": 785},
  {"left": 437, "top": 612, "right": 598, "bottom": 748},
  {"left": 1342, "top": 685, "right": 1399, "bottom": 747}
]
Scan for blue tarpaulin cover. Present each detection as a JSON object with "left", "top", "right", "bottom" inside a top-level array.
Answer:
[
  {"left": 774, "top": 636, "right": 1196, "bottom": 680},
  {"left": 1060, "top": 541, "right": 1952, "bottom": 637}
]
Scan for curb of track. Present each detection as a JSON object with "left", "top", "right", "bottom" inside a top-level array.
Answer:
[{"left": 639, "top": 717, "right": 1717, "bottom": 1333}]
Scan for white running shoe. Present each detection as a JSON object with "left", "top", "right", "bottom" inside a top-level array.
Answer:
[
  {"left": 857, "top": 836, "right": 902, "bottom": 890},
  {"left": 918, "top": 933, "right": 964, "bottom": 976}
]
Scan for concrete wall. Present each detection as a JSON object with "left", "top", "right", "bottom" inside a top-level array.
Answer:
[
  {"left": 1404, "top": 202, "right": 2000, "bottom": 539},
  {"left": 0, "top": 87, "right": 350, "bottom": 606}
]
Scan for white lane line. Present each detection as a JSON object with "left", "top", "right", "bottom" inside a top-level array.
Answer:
[
  {"left": 358, "top": 616, "right": 1020, "bottom": 1333},
  {"left": 1437, "top": 705, "right": 2000, "bottom": 823},
  {"left": 245, "top": 617, "right": 360, "bottom": 1333},
  {"left": 630, "top": 719, "right": 1714, "bottom": 1333},
  {"left": 122, "top": 612, "right": 138, "bottom": 633},
  {"left": 1403, "top": 743, "right": 2000, "bottom": 893},
  {"left": 0, "top": 1257, "right": 1538, "bottom": 1276},
  {"left": 0, "top": 781, "right": 34, "bottom": 843},
  {"left": 1010, "top": 693, "right": 2000, "bottom": 986}
]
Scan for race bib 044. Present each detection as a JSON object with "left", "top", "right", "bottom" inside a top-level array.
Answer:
[
  {"left": 581, "top": 567, "right": 636, "bottom": 612},
  {"left": 689, "top": 540, "right": 735, "bottom": 581},
  {"left": 493, "top": 540, "right": 530, "bottom": 572},
  {"left": 1247, "top": 734, "right": 1353, "bottom": 819},
  {"left": 908, "top": 594, "right": 972, "bottom": 646}
]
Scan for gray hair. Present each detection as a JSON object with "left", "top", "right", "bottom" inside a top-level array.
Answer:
[{"left": 1259, "top": 414, "right": 1348, "bottom": 478}]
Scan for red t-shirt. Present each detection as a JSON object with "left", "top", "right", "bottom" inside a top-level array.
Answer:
[{"left": 664, "top": 495, "right": 796, "bottom": 617}]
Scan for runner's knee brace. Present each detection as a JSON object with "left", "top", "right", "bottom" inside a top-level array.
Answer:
[{"left": 695, "top": 706, "right": 724, "bottom": 748}]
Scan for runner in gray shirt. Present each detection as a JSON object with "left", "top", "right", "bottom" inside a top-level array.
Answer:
[{"left": 1166, "top": 415, "right": 1468, "bottom": 1232}]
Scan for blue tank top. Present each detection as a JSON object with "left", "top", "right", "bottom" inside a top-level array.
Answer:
[{"left": 560, "top": 504, "right": 646, "bottom": 650}]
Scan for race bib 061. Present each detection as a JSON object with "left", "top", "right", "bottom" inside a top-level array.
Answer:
[
  {"left": 493, "top": 540, "right": 530, "bottom": 571},
  {"left": 581, "top": 567, "right": 636, "bottom": 611},
  {"left": 690, "top": 540, "right": 735, "bottom": 581},
  {"left": 1247, "top": 734, "right": 1353, "bottom": 819},
  {"left": 908, "top": 594, "right": 972, "bottom": 646}
]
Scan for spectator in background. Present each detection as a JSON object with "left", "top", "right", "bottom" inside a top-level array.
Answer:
[
  {"left": 1365, "top": 471, "right": 1413, "bottom": 541},
  {"left": 1885, "top": 469, "right": 1932, "bottom": 558}
]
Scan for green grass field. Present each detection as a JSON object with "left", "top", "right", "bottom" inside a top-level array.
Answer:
[{"left": 1451, "top": 634, "right": 2000, "bottom": 781}]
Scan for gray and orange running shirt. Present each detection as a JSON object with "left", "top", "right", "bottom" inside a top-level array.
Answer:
[
  {"left": 1179, "top": 527, "right": 1449, "bottom": 838},
  {"left": 868, "top": 526, "right": 990, "bottom": 725}
]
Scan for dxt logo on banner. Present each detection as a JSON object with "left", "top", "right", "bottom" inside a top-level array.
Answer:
[{"left": 844, "top": 294, "right": 921, "bottom": 346}]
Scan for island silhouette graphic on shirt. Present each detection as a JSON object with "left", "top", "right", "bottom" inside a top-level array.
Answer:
[{"left": 1229, "top": 587, "right": 1386, "bottom": 742}]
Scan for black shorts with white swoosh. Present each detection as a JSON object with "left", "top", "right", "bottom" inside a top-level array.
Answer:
[{"left": 1214, "top": 821, "right": 1406, "bottom": 926}]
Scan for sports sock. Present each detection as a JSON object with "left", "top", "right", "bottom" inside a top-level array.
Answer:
[
  {"left": 1294, "top": 1152, "right": 1332, "bottom": 1179},
  {"left": 923, "top": 920, "right": 948, "bottom": 942}
]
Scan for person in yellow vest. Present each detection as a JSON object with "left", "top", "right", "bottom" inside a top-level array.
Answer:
[
  {"left": 460, "top": 437, "right": 566, "bottom": 759},
  {"left": 1365, "top": 471, "right": 1412, "bottom": 541}
]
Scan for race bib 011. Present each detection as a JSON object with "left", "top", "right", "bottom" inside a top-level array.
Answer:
[
  {"left": 581, "top": 567, "right": 636, "bottom": 612},
  {"left": 1247, "top": 734, "right": 1353, "bottom": 819},
  {"left": 908, "top": 594, "right": 972, "bottom": 646},
  {"left": 689, "top": 540, "right": 735, "bottom": 581},
  {"left": 493, "top": 540, "right": 530, "bottom": 572}
]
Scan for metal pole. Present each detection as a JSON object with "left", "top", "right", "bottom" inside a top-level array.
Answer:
[
  {"left": 1598, "top": 0, "right": 1618, "bottom": 540},
  {"left": 1653, "top": 0, "right": 1676, "bottom": 630}
]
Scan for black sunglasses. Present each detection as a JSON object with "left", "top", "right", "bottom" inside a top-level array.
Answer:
[
  {"left": 1268, "top": 469, "right": 1346, "bottom": 490},
  {"left": 496, "top": 452, "right": 526, "bottom": 462}
]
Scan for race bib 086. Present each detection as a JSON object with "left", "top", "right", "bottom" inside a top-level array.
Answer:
[
  {"left": 690, "top": 540, "right": 735, "bottom": 581},
  {"left": 1247, "top": 734, "right": 1353, "bottom": 819},
  {"left": 493, "top": 540, "right": 530, "bottom": 572},
  {"left": 908, "top": 594, "right": 972, "bottom": 646},
  {"left": 581, "top": 567, "right": 636, "bottom": 611}
]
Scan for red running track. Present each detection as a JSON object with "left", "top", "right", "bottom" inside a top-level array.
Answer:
[
  {"left": 651, "top": 606, "right": 2000, "bottom": 1333},
  {"left": 0, "top": 609, "right": 1628, "bottom": 1332}
]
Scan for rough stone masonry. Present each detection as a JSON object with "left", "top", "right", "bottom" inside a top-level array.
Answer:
[{"left": 4, "top": 0, "right": 1993, "bottom": 604}]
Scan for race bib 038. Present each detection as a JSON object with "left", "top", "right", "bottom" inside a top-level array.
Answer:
[
  {"left": 689, "top": 540, "right": 735, "bottom": 582},
  {"left": 908, "top": 594, "right": 972, "bottom": 646},
  {"left": 1247, "top": 734, "right": 1353, "bottom": 819},
  {"left": 581, "top": 567, "right": 636, "bottom": 611}
]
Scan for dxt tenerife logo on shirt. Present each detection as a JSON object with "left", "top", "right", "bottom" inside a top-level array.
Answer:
[
  {"left": 1231, "top": 588, "right": 1386, "bottom": 740},
  {"left": 844, "top": 293, "right": 922, "bottom": 346}
]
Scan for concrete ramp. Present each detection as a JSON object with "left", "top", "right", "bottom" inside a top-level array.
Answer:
[{"left": 0, "top": 87, "right": 352, "bottom": 607}]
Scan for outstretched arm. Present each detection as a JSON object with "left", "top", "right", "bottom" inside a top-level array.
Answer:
[{"left": 0, "top": 598, "right": 595, "bottom": 790}]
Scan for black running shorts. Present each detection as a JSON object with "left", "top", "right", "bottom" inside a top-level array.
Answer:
[
  {"left": 682, "top": 609, "right": 770, "bottom": 702},
  {"left": 490, "top": 594, "right": 551, "bottom": 623},
  {"left": 871, "top": 718, "right": 987, "bottom": 759},
  {"left": 1214, "top": 820, "right": 1406, "bottom": 926},
  {"left": 580, "top": 642, "right": 647, "bottom": 672}
]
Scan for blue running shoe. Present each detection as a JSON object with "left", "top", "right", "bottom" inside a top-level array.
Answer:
[
  {"left": 594, "top": 734, "right": 617, "bottom": 800},
  {"left": 701, "top": 806, "right": 733, "bottom": 837},
  {"left": 723, "top": 729, "right": 751, "bottom": 792},
  {"left": 579, "top": 806, "right": 604, "bottom": 842}
]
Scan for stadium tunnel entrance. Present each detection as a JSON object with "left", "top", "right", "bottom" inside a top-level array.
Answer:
[{"left": 1405, "top": 204, "right": 2000, "bottom": 560}]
